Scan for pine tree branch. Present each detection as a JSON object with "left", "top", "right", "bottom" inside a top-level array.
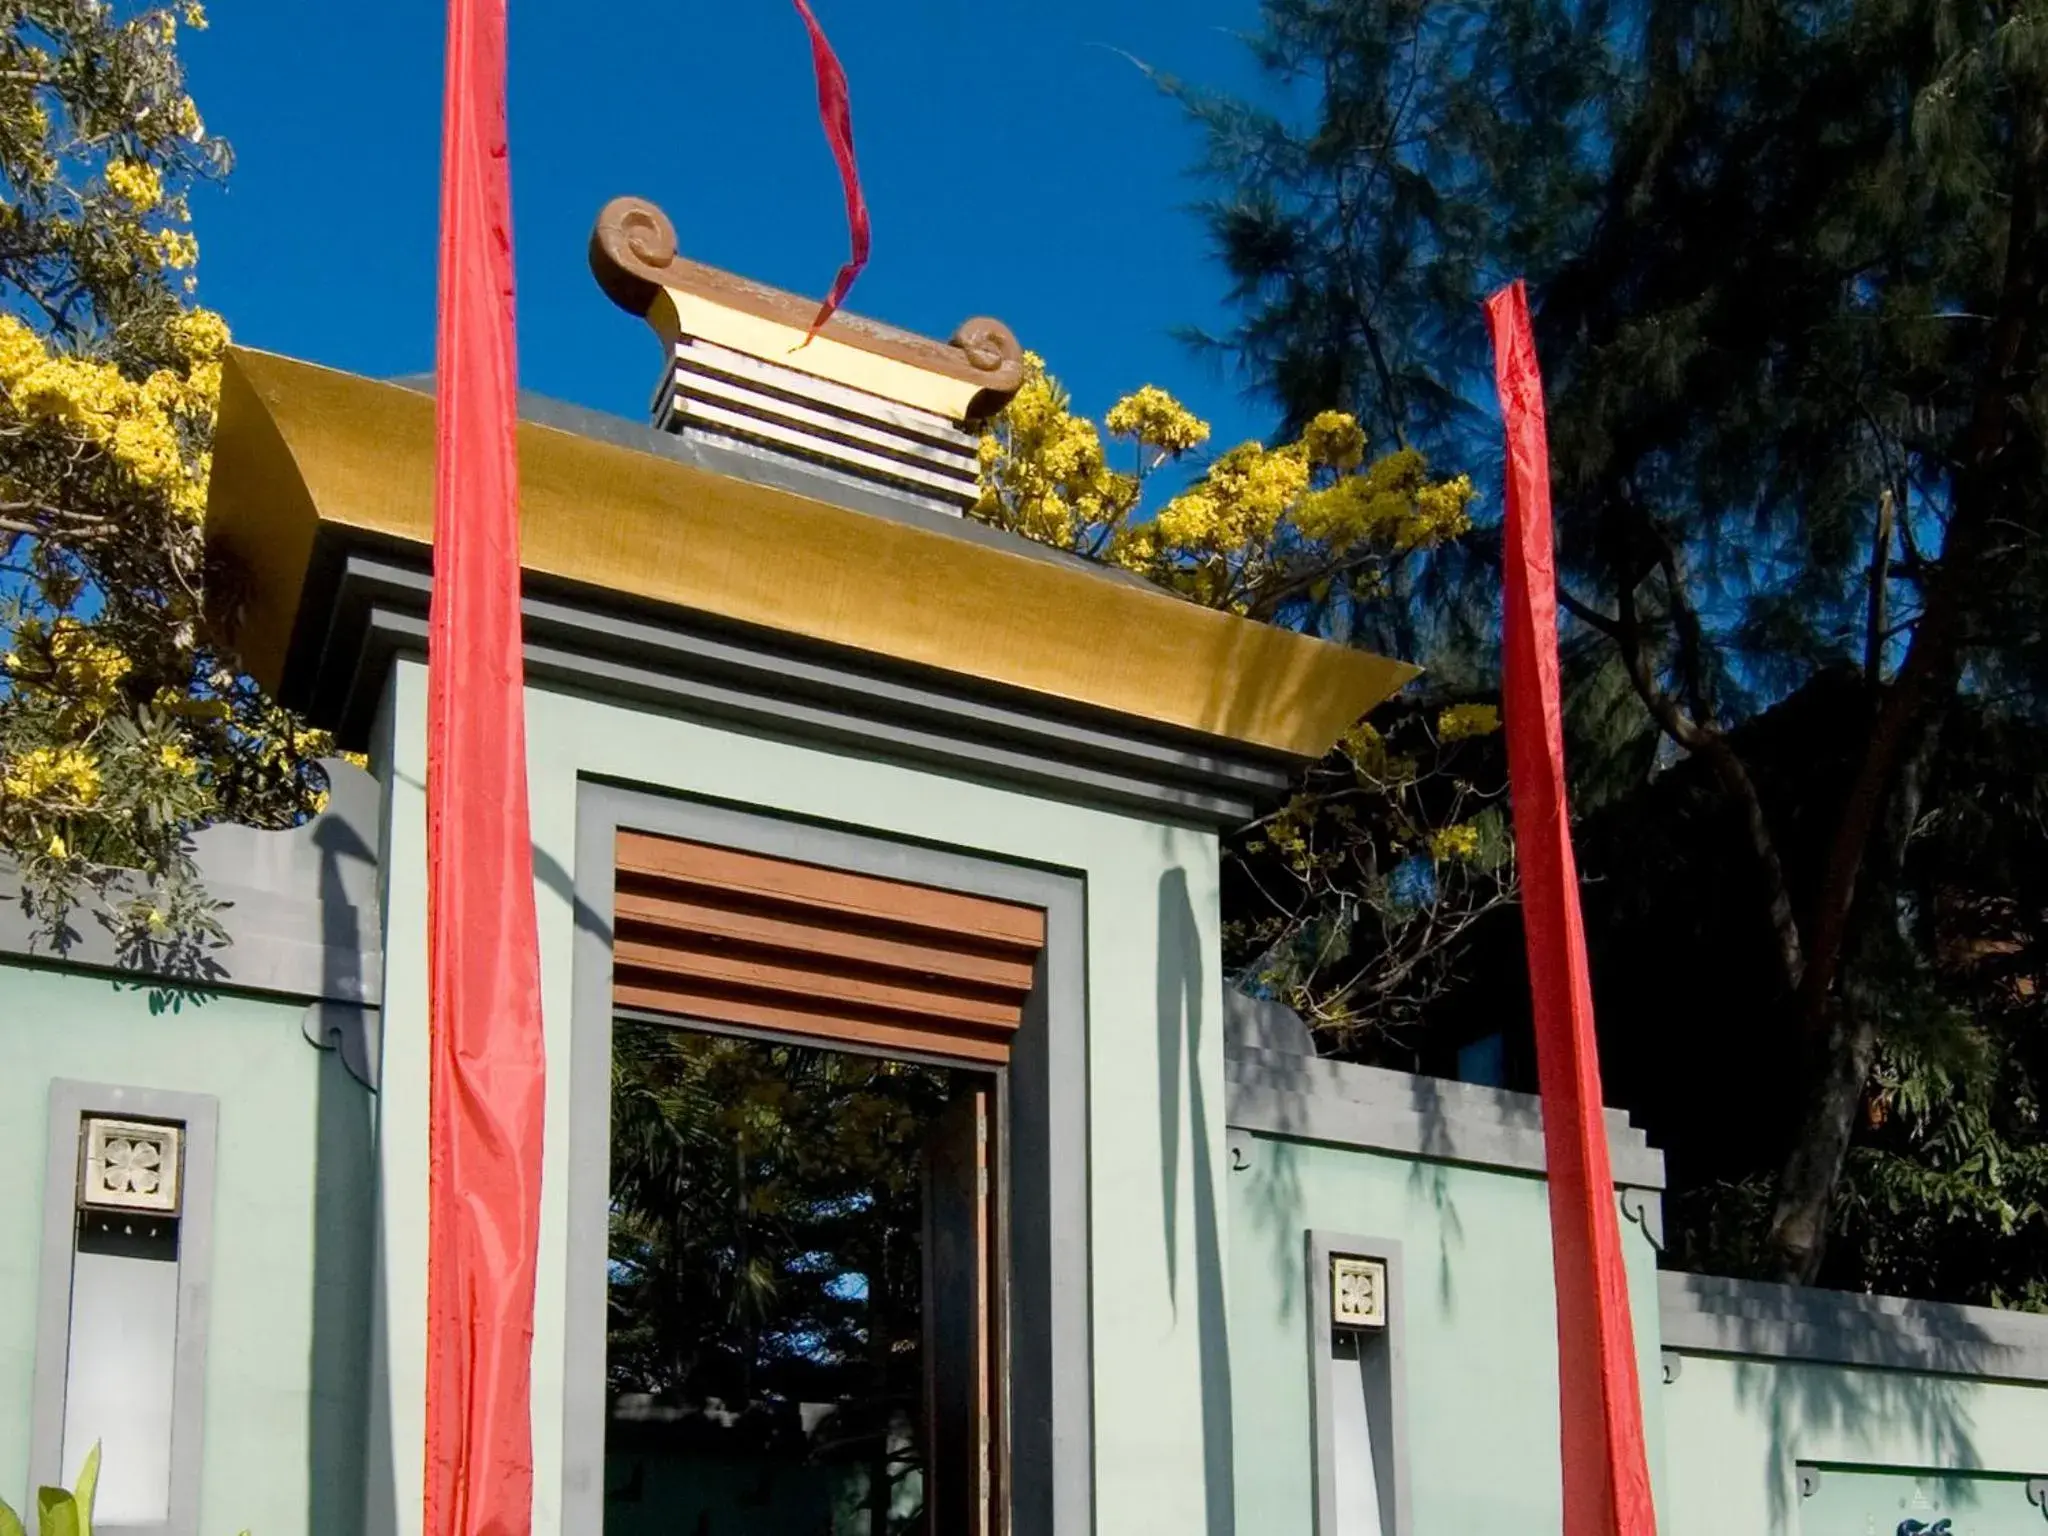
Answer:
[
  {"left": 1798, "top": 89, "right": 2048, "bottom": 1032},
  {"left": 1556, "top": 585, "right": 1622, "bottom": 637},
  {"left": 1865, "top": 486, "right": 1894, "bottom": 684},
  {"left": 1653, "top": 532, "right": 1716, "bottom": 726}
]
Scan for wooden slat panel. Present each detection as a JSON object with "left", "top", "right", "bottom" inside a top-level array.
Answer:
[
  {"left": 613, "top": 830, "right": 1045, "bottom": 1066},
  {"left": 613, "top": 938, "right": 1026, "bottom": 1033},
  {"left": 613, "top": 887, "right": 1037, "bottom": 993},
  {"left": 614, "top": 979, "right": 1012, "bottom": 1064},
  {"left": 616, "top": 832, "right": 1047, "bottom": 950}
]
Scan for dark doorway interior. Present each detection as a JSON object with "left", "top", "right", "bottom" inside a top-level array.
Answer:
[{"left": 603, "top": 1019, "right": 997, "bottom": 1536}]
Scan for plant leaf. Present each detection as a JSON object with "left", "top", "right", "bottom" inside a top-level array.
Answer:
[
  {"left": 72, "top": 1443, "right": 100, "bottom": 1536},
  {"left": 0, "top": 1495, "right": 27, "bottom": 1536},
  {"left": 36, "top": 1489, "right": 78, "bottom": 1536}
]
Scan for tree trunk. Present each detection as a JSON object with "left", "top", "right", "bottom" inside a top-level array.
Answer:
[
  {"left": 1765, "top": 698, "right": 1949, "bottom": 1282},
  {"left": 1765, "top": 1001, "right": 1880, "bottom": 1282}
]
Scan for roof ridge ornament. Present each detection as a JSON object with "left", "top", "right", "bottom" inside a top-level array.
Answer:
[
  {"left": 590, "top": 195, "right": 1025, "bottom": 514},
  {"left": 589, "top": 195, "right": 1024, "bottom": 425}
]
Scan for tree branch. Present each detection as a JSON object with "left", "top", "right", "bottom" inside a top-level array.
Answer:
[
  {"left": 1865, "top": 486, "right": 1894, "bottom": 683},
  {"left": 1798, "top": 89, "right": 2048, "bottom": 1029}
]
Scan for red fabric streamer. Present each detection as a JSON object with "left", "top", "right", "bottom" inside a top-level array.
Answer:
[
  {"left": 790, "top": 0, "right": 870, "bottom": 339},
  {"left": 1486, "top": 280, "right": 1658, "bottom": 1536},
  {"left": 423, "top": 3, "right": 546, "bottom": 1536}
]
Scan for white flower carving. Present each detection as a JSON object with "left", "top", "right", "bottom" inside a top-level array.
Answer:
[{"left": 102, "top": 1135, "right": 163, "bottom": 1196}]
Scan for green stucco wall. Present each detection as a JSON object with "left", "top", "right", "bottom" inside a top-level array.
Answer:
[
  {"left": 1226, "top": 1133, "right": 1666, "bottom": 1534},
  {"left": 367, "top": 657, "right": 1232, "bottom": 1536},
  {"left": 1661, "top": 1352, "right": 2048, "bottom": 1536},
  {"left": 0, "top": 959, "right": 375, "bottom": 1536}
]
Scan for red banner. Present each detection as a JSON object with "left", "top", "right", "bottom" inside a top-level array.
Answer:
[
  {"left": 1486, "top": 280, "right": 1658, "bottom": 1536},
  {"left": 791, "top": 0, "right": 869, "bottom": 337},
  {"left": 423, "top": 3, "right": 547, "bottom": 1536}
]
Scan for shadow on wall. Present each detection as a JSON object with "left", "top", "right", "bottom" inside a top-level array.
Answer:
[
  {"left": 1732, "top": 1343, "right": 1983, "bottom": 1528},
  {"left": 1157, "top": 866, "right": 1236, "bottom": 1536},
  {"left": 312, "top": 780, "right": 378, "bottom": 1536},
  {"left": 1221, "top": 1000, "right": 1472, "bottom": 1333}
]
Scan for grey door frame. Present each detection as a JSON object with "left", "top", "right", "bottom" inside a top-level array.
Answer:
[{"left": 564, "top": 779, "right": 1094, "bottom": 1535}]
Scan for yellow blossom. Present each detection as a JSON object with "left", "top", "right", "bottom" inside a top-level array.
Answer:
[
  {"left": 974, "top": 354, "right": 1480, "bottom": 624},
  {"left": 158, "top": 742, "right": 200, "bottom": 777},
  {"left": 168, "top": 309, "right": 230, "bottom": 363},
  {"left": 0, "top": 313, "right": 50, "bottom": 386},
  {"left": 3, "top": 336, "right": 212, "bottom": 520},
  {"left": 1436, "top": 703, "right": 1501, "bottom": 742},
  {"left": 1205, "top": 441, "right": 1310, "bottom": 544},
  {"left": 1104, "top": 386, "right": 1210, "bottom": 456},
  {"left": 110, "top": 412, "right": 184, "bottom": 488},
  {"left": 151, "top": 229, "right": 199, "bottom": 270},
  {"left": 3, "top": 747, "right": 104, "bottom": 806},
  {"left": 14, "top": 353, "right": 131, "bottom": 425},
  {"left": 104, "top": 158, "right": 163, "bottom": 211},
  {"left": 1340, "top": 719, "right": 1393, "bottom": 779},
  {"left": 1406, "top": 473, "right": 1476, "bottom": 548},
  {"left": 12, "top": 622, "right": 135, "bottom": 717},
  {"left": 1301, "top": 411, "right": 1367, "bottom": 471},
  {"left": 170, "top": 94, "right": 204, "bottom": 141},
  {"left": 1340, "top": 718, "right": 1417, "bottom": 786},
  {"left": 1154, "top": 490, "right": 1220, "bottom": 547},
  {"left": 182, "top": 1, "right": 208, "bottom": 26},
  {"left": 1430, "top": 823, "right": 1483, "bottom": 862}
]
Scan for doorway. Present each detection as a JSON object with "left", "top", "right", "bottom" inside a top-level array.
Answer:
[
  {"left": 603, "top": 1023, "right": 999, "bottom": 1536},
  {"left": 568, "top": 802, "right": 1087, "bottom": 1536}
]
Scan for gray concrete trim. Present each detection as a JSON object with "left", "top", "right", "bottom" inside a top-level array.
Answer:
[
  {"left": 1224, "top": 1046, "right": 1666, "bottom": 1190},
  {"left": 1306, "top": 1230, "right": 1411, "bottom": 1536},
  {"left": 564, "top": 781, "right": 1092, "bottom": 1536},
  {"left": 1658, "top": 1271, "right": 2048, "bottom": 1384},
  {"left": 0, "top": 758, "right": 382, "bottom": 1003},
  {"left": 282, "top": 546, "right": 1296, "bottom": 831},
  {"left": 1222, "top": 989, "right": 1317, "bottom": 1055},
  {"left": 30, "top": 1081, "right": 220, "bottom": 1536}
]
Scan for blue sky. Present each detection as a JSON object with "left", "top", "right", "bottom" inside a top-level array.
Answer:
[{"left": 185, "top": 0, "right": 1286, "bottom": 458}]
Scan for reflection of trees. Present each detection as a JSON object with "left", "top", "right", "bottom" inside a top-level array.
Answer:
[{"left": 608, "top": 1021, "right": 951, "bottom": 1531}]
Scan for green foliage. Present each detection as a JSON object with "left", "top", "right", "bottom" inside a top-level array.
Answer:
[{"left": 1184, "top": 0, "right": 2048, "bottom": 1288}]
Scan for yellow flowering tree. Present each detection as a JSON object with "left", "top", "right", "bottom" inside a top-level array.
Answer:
[
  {"left": 974, "top": 360, "right": 1514, "bottom": 1045},
  {"left": 0, "top": 2, "right": 335, "bottom": 956},
  {"left": 976, "top": 354, "right": 1476, "bottom": 621}
]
